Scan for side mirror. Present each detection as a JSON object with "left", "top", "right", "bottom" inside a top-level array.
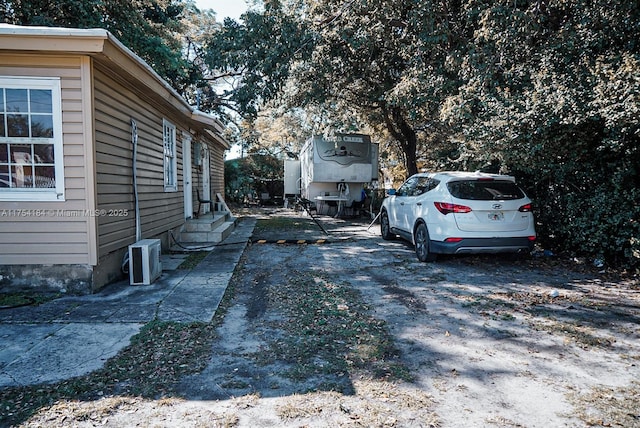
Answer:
[{"left": 387, "top": 189, "right": 396, "bottom": 196}]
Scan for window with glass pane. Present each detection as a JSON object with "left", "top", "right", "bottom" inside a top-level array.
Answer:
[
  {"left": 0, "top": 83, "right": 57, "bottom": 191},
  {"left": 163, "top": 120, "right": 177, "bottom": 192},
  {"left": 0, "top": 77, "right": 64, "bottom": 200}
]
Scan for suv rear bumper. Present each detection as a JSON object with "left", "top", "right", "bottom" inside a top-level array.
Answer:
[{"left": 430, "top": 237, "right": 534, "bottom": 255}]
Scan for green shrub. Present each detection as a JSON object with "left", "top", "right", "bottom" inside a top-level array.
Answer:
[{"left": 523, "top": 161, "right": 640, "bottom": 270}]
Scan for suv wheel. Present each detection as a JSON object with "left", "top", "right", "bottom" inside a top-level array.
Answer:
[
  {"left": 414, "top": 223, "right": 437, "bottom": 262},
  {"left": 380, "top": 210, "right": 394, "bottom": 240}
]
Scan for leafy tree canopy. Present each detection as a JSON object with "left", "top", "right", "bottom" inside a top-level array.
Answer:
[
  {"left": 197, "top": 0, "right": 310, "bottom": 126},
  {"left": 438, "top": 0, "right": 640, "bottom": 267},
  {"left": 1, "top": 0, "right": 199, "bottom": 90},
  {"left": 206, "top": 0, "right": 640, "bottom": 268}
]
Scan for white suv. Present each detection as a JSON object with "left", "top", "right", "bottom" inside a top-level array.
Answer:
[{"left": 380, "top": 171, "right": 536, "bottom": 262}]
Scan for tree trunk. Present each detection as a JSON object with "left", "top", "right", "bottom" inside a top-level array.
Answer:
[{"left": 383, "top": 106, "right": 419, "bottom": 177}]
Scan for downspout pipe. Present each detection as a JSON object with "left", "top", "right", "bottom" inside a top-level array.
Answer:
[{"left": 131, "top": 118, "right": 141, "bottom": 242}]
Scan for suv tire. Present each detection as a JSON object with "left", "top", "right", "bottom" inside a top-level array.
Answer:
[
  {"left": 380, "top": 210, "right": 394, "bottom": 240},
  {"left": 414, "top": 223, "right": 437, "bottom": 262}
]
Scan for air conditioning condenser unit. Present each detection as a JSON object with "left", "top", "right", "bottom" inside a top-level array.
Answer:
[{"left": 129, "top": 239, "right": 162, "bottom": 285}]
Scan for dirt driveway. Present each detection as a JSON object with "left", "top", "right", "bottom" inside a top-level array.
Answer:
[
  {"left": 18, "top": 209, "right": 640, "bottom": 427},
  {"left": 175, "top": 210, "right": 639, "bottom": 427}
]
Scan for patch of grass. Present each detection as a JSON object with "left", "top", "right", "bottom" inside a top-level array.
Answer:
[
  {"left": 276, "top": 380, "right": 439, "bottom": 426},
  {"left": 0, "top": 319, "right": 220, "bottom": 426},
  {"left": 568, "top": 381, "right": 640, "bottom": 427},
  {"left": 256, "top": 269, "right": 412, "bottom": 384},
  {"left": 177, "top": 251, "right": 209, "bottom": 269},
  {"left": 105, "top": 321, "right": 217, "bottom": 396},
  {"left": 254, "top": 217, "right": 315, "bottom": 233},
  {"left": 532, "top": 319, "right": 615, "bottom": 350},
  {"left": 0, "top": 292, "right": 60, "bottom": 308}
]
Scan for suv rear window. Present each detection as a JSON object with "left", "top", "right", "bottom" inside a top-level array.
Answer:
[{"left": 447, "top": 180, "right": 525, "bottom": 200}]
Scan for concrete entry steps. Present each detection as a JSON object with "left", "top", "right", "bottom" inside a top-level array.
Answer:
[{"left": 175, "top": 210, "right": 237, "bottom": 249}]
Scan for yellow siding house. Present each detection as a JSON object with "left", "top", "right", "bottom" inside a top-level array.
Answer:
[{"left": 0, "top": 24, "right": 230, "bottom": 293}]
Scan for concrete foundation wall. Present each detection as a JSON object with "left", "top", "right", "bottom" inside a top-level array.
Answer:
[
  {"left": 93, "top": 249, "right": 128, "bottom": 292},
  {"left": 0, "top": 264, "right": 94, "bottom": 295}
]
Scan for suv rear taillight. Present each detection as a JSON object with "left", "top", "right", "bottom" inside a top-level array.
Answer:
[
  {"left": 434, "top": 202, "right": 472, "bottom": 215},
  {"left": 518, "top": 203, "right": 532, "bottom": 212}
]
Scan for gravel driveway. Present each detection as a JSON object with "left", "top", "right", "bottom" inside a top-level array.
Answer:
[
  {"left": 18, "top": 209, "right": 640, "bottom": 427},
  {"left": 174, "top": 210, "right": 638, "bottom": 427}
]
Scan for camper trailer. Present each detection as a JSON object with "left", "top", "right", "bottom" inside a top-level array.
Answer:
[{"left": 285, "top": 134, "right": 378, "bottom": 216}]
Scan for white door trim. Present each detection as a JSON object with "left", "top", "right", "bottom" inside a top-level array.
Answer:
[
  {"left": 183, "top": 135, "right": 193, "bottom": 219},
  {"left": 202, "top": 145, "right": 211, "bottom": 214}
]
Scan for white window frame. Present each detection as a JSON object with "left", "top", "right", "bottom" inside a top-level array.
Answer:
[
  {"left": 0, "top": 76, "right": 64, "bottom": 201},
  {"left": 163, "top": 119, "right": 177, "bottom": 192}
]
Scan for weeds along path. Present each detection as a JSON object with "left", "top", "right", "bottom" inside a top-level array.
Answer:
[{"left": 175, "top": 237, "right": 440, "bottom": 427}]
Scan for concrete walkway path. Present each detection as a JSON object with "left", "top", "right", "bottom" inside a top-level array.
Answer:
[{"left": 0, "top": 218, "right": 256, "bottom": 388}]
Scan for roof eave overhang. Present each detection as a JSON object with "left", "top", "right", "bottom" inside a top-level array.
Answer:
[
  {"left": 191, "top": 110, "right": 230, "bottom": 149},
  {"left": 0, "top": 24, "right": 229, "bottom": 148}
]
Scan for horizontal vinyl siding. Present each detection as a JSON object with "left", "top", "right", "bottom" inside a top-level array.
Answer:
[
  {"left": 209, "top": 143, "right": 226, "bottom": 198},
  {"left": 93, "top": 66, "right": 185, "bottom": 257},
  {"left": 0, "top": 54, "right": 92, "bottom": 265}
]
